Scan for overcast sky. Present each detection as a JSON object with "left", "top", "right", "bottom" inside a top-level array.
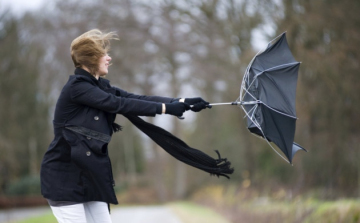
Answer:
[{"left": 0, "top": 0, "right": 45, "bottom": 15}]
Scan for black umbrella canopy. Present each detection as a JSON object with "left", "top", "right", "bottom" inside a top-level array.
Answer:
[{"left": 241, "top": 33, "right": 306, "bottom": 164}]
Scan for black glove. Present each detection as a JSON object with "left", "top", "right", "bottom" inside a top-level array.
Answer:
[
  {"left": 184, "top": 97, "right": 209, "bottom": 106},
  {"left": 165, "top": 102, "right": 190, "bottom": 116},
  {"left": 190, "top": 102, "right": 212, "bottom": 112},
  {"left": 184, "top": 97, "right": 211, "bottom": 112}
]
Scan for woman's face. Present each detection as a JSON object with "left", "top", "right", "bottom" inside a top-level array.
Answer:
[{"left": 97, "top": 54, "right": 112, "bottom": 77}]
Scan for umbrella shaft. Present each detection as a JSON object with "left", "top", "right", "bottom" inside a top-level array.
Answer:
[
  {"left": 209, "top": 102, "right": 237, "bottom": 106},
  {"left": 209, "top": 101, "right": 258, "bottom": 106}
]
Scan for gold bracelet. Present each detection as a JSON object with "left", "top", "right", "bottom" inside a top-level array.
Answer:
[{"left": 162, "top": 103, "right": 166, "bottom": 114}]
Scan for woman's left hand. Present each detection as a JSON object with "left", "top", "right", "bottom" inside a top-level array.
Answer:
[
  {"left": 182, "top": 97, "right": 211, "bottom": 112},
  {"left": 184, "top": 97, "right": 208, "bottom": 105},
  {"left": 190, "top": 102, "right": 212, "bottom": 112}
]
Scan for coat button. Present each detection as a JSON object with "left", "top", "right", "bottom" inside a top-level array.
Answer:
[
  {"left": 87, "top": 136, "right": 91, "bottom": 140},
  {"left": 94, "top": 116, "right": 99, "bottom": 121},
  {"left": 86, "top": 151, "right": 91, "bottom": 156}
]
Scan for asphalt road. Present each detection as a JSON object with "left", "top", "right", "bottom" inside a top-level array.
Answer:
[
  {"left": 0, "top": 206, "right": 50, "bottom": 223},
  {"left": 111, "top": 206, "right": 182, "bottom": 223},
  {"left": 0, "top": 205, "right": 183, "bottom": 223}
]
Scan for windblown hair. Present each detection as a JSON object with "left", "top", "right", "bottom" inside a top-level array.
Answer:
[{"left": 70, "top": 29, "right": 118, "bottom": 75}]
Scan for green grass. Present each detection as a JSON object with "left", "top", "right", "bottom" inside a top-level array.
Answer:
[
  {"left": 302, "top": 199, "right": 360, "bottom": 223},
  {"left": 168, "top": 201, "right": 231, "bottom": 223},
  {"left": 234, "top": 198, "right": 360, "bottom": 223},
  {"left": 13, "top": 212, "right": 57, "bottom": 223}
]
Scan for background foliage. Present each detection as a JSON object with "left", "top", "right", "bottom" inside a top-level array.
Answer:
[{"left": 0, "top": 0, "right": 359, "bottom": 201}]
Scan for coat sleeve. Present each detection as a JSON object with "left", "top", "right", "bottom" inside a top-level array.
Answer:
[
  {"left": 113, "top": 87, "right": 178, "bottom": 103},
  {"left": 70, "top": 78, "right": 161, "bottom": 116}
]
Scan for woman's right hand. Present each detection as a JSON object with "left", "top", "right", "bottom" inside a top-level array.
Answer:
[{"left": 165, "top": 102, "right": 190, "bottom": 116}]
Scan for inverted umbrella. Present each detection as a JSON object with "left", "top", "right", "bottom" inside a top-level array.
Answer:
[{"left": 209, "top": 32, "right": 306, "bottom": 164}]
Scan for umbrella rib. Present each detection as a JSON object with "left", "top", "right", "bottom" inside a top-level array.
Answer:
[
  {"left": 254, "top": 62, "right": 300, "bottom": 77},
  {"left": 246, "top": 104, "right": 257, "bottom": 121},
  {"left": 265, "top": 32, "right": 287, "bottom": 49},
  {"left": 240, "top": 88, "right": 296, "bottom": 119},
  {"left": 240, "top": 105, "right": 259, "bottom": 128},
  {"left": 260, "top": 73, "right": 295, "bottom": 115},
  {"left": 241, "top": 31, "right": 287, "bottom": 88},
  {"left": 241, "top": 87, "right": 257, "bottom": 102},
  {"left": 240, "top": 104, "right": 290, "bottom": 164},
  {"left": 260, "top": 102, "right": 297, "bottom": 119},
  {"left": 241, "top": 62, "right": 299, "bottom": 103},
  {"left": 263, "top": 136, "right": 291, "bottom": 164},
  {"left": 240, "top": 45, "right": 264, "bottom": 100}
]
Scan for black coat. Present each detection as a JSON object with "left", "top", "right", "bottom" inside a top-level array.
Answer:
[{"left": 40, "top": 68, "right": 174, "bottom": 204}]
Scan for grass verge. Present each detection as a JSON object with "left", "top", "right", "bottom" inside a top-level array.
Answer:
[
  {"left": 190, "top": 185, "right": 360, "bottom": 223},
  {"left": 12, "top": 212, "right": 56, "bottom": 223}
]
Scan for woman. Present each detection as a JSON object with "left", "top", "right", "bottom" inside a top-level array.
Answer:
[{"left": 40, "top": 29, "right": 209, "bottom": 223}]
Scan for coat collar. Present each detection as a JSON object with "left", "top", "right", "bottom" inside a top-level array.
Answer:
[
  {"left": 74, "top": 67, "right": 97, "bottom": 81},
  {"left": 74, "top": 67, "right": 110, "bottom": 88}
]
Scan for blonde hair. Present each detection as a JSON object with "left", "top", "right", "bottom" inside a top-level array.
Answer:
[{"left": 70, "top": 29, "right": 118, "bottom": 75}]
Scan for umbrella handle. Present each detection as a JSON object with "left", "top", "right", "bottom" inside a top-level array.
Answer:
[{"left": 177, "top": 103, "right": 238, "bottom": 119}]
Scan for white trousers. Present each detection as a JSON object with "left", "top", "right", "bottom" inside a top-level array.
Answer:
[{"left": 50, "top": 201, "right": 112, "bottom": 223}]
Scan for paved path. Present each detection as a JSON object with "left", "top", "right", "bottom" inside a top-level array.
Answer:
[
  {"left": 111, "top": 206, "right": 183, "bottom": 223},
  {"left": 0, "top": 206, "right": 50, "bottom": 223},
  {"left": 0, "top": 205, "right": 183, "bottom": 223}
]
